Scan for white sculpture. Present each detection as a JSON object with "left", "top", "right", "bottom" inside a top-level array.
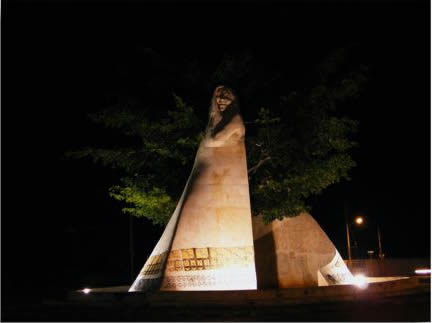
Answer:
[{"left": 130, "top": 86, "right": 257, "bottom": 292}]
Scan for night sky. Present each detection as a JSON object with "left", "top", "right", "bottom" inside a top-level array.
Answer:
[{"left": 3, "top": 0, "right": 430, "bottom": 303}]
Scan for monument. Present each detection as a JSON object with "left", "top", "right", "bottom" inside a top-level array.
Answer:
[
  {"left": 253, "top": 213, "right": 353, "bottom": 288},
  {"left": 130, "top": 86, "right": 257, "bottom": 292}
]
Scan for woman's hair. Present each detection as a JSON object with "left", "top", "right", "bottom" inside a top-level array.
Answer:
[{"left": 207, "top": 85, "right": 241, "bottom": 137}]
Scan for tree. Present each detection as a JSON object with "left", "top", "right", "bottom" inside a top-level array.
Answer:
[{"left": 67, "top": 48, "right": 368, "bottom": 225}]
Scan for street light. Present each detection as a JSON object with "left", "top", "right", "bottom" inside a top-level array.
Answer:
[
  {"left": 357, "top": 216, "right": 384, "bottom": 259},
  {"left": 345, "top": 210, "right": 384, "bottom": 262},
  {"left": 345, "top": 214, "right": 364, "bottom": 263}
]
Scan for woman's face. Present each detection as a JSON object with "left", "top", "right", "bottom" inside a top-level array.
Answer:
[{"left": 215, "top": 88, "right": 234, "bottom": 112}]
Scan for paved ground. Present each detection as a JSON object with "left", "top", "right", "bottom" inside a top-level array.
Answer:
[
  {"left": 3, "top": 277, "right": 430, "bottom": 321},
  {"left": 3, "top": 292, "right": 430, "bottom": 321}
]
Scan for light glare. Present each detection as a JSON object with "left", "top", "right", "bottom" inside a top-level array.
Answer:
[
  {"left": 355, "top": 217, "right": 364, "bottom": 225},
  {"left": 353, "top": 274, "right": 368, "bottom": 289},
  {"left": 82, "top": 288, "right": 91, "bottom": 294},
  {"left": 415, "top": 269, "right": 431, "bottom": 275}
]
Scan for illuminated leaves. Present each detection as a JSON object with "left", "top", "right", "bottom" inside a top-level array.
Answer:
[
  {"left": 67, "top": 48, "right": 366, "bottom": 225},
  {"left": 68, "top": 94, "right": 203, "bottom": 225},
  {"left": 246, "top": 50, "right": 364, "bottom": 221},
  {"left": 109, "top": 183, "right": 175, "bottom": 226}
]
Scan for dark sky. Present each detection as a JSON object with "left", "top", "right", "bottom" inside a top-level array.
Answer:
[{"left": 3, "top": 0, "right": 430, "bottom": 302}]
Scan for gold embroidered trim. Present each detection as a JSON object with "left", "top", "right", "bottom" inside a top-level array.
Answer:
[{"left": 140, "top": 246, "right": 254, "bottom": 276}]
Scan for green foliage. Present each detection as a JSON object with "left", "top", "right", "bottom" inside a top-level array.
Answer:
[
  {"left": 109, "top": 177, "right": 176, "bottom": 226},
  {"left": 67, "top": 94, "right": 203, "bottom": 225},
  {"left": 67, "top": 48, "right": 367, "bottom": 226},
  {"left": 247, "top": 50, "right": 365, "bottom": 222}
]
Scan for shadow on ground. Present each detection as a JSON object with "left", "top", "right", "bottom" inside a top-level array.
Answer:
[{"left": 3, "top": 292, "right": 430, "bottom": 321}]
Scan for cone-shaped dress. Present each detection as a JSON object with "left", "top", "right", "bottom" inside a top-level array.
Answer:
[
  {"left": 253, "top": 213, "right": 354, "bottom": 288},
  {"left": 129, "top": 86, "right": 257, "bottom": 291}
]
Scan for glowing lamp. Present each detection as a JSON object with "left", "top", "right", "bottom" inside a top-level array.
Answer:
[
  {"left": 82, "top": 288, "right": 91, "bottom": 294},
  {"left": 353, "top": 274, "right": 368, "bottom": 289},
  {"left": 414, "top": 269, "right": 431, "bottom": 275}
]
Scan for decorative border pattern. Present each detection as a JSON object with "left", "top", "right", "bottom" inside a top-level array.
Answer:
[
  {"left": 166, "top": 246, "right": 254, "bottom": 272},
  {"left": 139, "top": 246, "right": 255, "bottom": 277},
  {"left": 140, "top": 252, "right": 168, "bottom": 276},
  {"left": 161, "top": 269, "right": 257, "bottom": 290}
]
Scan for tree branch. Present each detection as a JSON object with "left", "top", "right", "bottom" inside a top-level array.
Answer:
[{"left": 248, "top": 156, "right": 271, "bottom": 175}]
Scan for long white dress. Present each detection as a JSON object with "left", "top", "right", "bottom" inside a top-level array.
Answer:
[{"left": 129, "top": 87, "right": 257, "bottom": 291}]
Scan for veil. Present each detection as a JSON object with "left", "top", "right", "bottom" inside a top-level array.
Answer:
[{"left": 206, "top": 85, "right": 241, "bottom": 138}]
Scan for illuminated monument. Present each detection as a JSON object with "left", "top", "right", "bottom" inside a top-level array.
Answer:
[
  {"left": 130, "top": 86, "right": 353, "bottom": 292},
  {"left": 130, "top": 86, "right": 257, "bottom": 291}
]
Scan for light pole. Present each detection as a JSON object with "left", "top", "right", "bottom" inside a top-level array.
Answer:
[
  {"left": 377, "top": 224, "right": 384, "bottom": 259},
  {"left": 345, "top": 210, "right": 365, "bottom": 264},
  {"left": 344, "top": 204, "right": 352, "bottom": 264},
  {"left": 129, "top": 213, "right": 135, "bottom": 282},
  {"left": 348, "top": 212, "right": 385, "bottom": 260},
  {"left": 355, "top": 214, "right": 384, "bottom": 259}
]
